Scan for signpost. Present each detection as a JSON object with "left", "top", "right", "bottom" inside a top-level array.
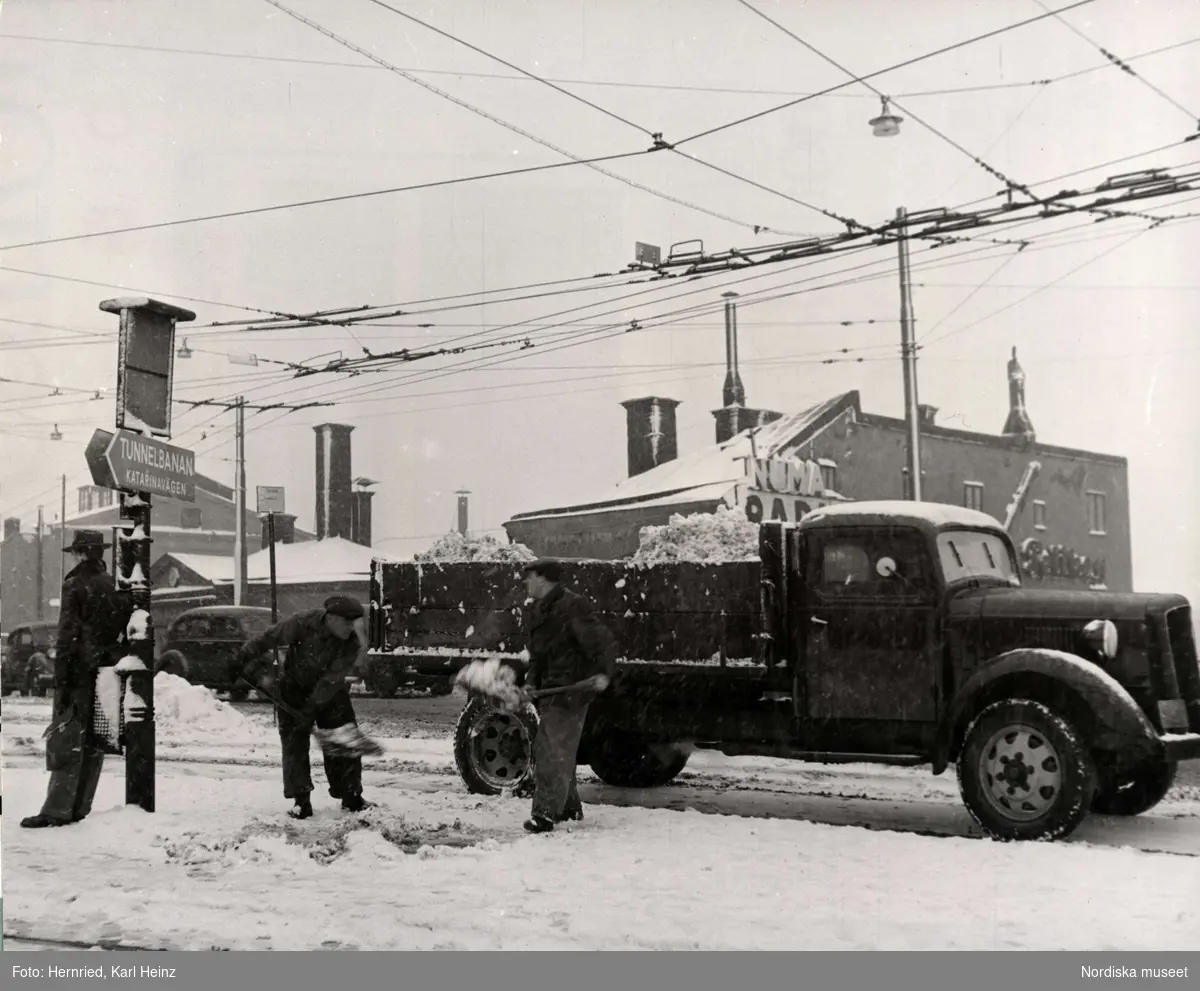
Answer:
[
  {"left": 97, "top": 297, "right": 195, "bottom": 814},
  {"left": 257, "top": 486, "right": 286, "bottom": 622}
]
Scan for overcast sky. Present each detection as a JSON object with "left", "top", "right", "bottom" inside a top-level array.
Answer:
[{"left": 1, "top": 0, "right": 1198, "bottom": 598}]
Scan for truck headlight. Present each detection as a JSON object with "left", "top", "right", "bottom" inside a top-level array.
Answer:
[{"left": 1083, "top": 619, "right": 1118, "bottom": 659}]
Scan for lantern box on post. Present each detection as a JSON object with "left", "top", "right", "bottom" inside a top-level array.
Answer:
[{"left": 98, "top": 297, "right": 196, "bottom": 815}]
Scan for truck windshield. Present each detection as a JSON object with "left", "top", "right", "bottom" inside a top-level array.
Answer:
[{"left": 937, "top": 530, "right": 1019, "bottom": 584}]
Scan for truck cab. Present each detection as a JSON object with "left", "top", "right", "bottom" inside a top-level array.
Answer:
[{"left": 756, "top": 501, "right": 1200, "bottom": 839}]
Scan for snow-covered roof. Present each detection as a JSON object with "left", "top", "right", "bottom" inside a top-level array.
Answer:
[
  {"left": 168, "top": 553, "right": 235, "bottom": 583},
  {"left": 238, "top": 538, "right": 381, "bottom": 585},
  {"left": 509, "top": 392, "right": 857, "bottom": 523},
  {"left": 802, "top": 501, "right": 1004, "bottom": 530},
  {"left": 512, "top": 481, "right": 734, "bottom": 523},
  {"left": 157, "top": 538, "right": 387, "bottom": 587}
]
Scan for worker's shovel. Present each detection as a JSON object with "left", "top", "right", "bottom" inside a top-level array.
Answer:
[{"left": 238, "top": 678, "right": 384, "bottom": 759}]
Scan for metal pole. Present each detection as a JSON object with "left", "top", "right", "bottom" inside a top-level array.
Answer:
[
  {"left": 268, "top": 512, "right": 278, "bottom": 623},
  {"left": 897, "top": 206, "right": 923, "bottom": 502},
  {"left": 118, "top": 489, "right": 155, "bottom": 812},
  {"left": 36, "top": 505, "right": 45, "bottom": 619},
  {"left": 234, "top": 397, "right": 247, "bottom": 606}
]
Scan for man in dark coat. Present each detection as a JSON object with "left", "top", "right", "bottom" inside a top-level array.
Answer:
[
  {"left": 21, "top": 530, "right": 131, "bottom": 829},
  {"left": 237, "top": 595, "right": 371, "bottom": 819},
  {"left": 521, "top": 559, "right": 617, "bottom": 834}
]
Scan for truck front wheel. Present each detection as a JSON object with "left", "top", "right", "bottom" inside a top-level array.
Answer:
[
  {"left": 1091, "top": 758, "right": 1177, "bottom": 817},
  {"left": 454, "top": 695, "right": 539, "bottom": 795},
  {"left": 588, "top": 734, "right": 690, "bottom": 789},
  {"left": 957, "top": 698, "right": 1096, "bottom": 842}
]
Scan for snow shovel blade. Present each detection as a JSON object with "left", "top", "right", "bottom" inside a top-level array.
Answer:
[{"left": 314, "top": 723, "right": 384, "bottom": 758}]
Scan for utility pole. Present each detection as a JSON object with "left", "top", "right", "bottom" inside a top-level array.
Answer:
[
  {"left": 36, "top": 505, "right": 45, "bottom": 620},
  {"left": 234, "top": 397, "right": 248, "bottom": 606},
  {"left": 59, "top": 475, "right": 66, "bottom": 616},
  {"left": 897, "top": 206, "right": 923, "bottom": 502}
]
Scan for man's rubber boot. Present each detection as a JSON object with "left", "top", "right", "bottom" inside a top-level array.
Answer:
[
  {"left": 288, "top": 794, "right": 314, "bottom": 820},
  {"left": 557, "top": 805, "right": 584, "bottom": 823},
  {"left": 523, "top": 815, "right": 555, "bottom": 834},
  {"left": 341, "top": 794, "right": 375, "bottom": 813},
  {"left": 20, "top": 814, "right": 71, "bottom": 829}
]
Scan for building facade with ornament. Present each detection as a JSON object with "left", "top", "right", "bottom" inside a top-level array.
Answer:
[{"left": 505, "top": 347, "right": 1131, "bottom": 593}]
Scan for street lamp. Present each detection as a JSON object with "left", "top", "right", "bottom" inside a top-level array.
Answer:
[
  {"left": 869, "top": 97, "right": 903, "bottom": 138},
  {"left": 176, "top": 337, "right": 193, "bottom": 359},
  {"left": 50, "top": 424, "right": 63, "bottom": 441}
]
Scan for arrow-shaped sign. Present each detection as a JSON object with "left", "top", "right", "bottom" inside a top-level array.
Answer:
[{"left": 87, "top": 428, "right": 196, "bottom": 502}]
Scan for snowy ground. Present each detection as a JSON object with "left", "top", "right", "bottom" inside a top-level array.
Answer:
[{"left": 3, "top": 685, "right": 1199, "bottom": 950}]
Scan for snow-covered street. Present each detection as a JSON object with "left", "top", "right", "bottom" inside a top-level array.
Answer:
[{"left": 3, "top": 683, "right": 1199, "bottom": 950}]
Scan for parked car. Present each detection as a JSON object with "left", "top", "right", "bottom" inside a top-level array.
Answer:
[
  {"left": 155, "top": 606, "right": 277, "bottom": 701},
  {"left": 2, "top": 621, "right": 58, "bottom": 697}
]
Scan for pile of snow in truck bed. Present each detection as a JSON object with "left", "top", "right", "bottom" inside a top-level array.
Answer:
[
  {"left": 415, "top": 532, "right": 536, "bottom": 563},
  {"left": 632, "top": 507, "right": 759, "bottom": 565}
]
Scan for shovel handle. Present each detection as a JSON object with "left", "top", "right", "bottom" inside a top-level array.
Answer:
[
  {"left": 238, "top": 677, "right": 307, "bottom": 721},
  {"left": 527, "top": 677, "right": 606, "bottom": 700}
]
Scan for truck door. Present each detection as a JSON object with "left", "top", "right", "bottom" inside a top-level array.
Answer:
[{"left": 796, "top": 525, "right": 940, "bottom": 724}]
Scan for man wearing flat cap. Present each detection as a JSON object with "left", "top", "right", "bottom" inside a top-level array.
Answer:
[
  {"left": 237, "top": 595, "right": 372, "bottom": 819},
  {"left": 520, "top": 559, "right": 617, "bottom": 834},
  {"left": 22, "top": 530, "right": 132, "bottom": 829}
]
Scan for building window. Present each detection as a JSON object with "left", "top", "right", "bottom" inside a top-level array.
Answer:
[
  {"left": 818, "top": 459, "right": 838, "bottom": 493},
  {"left": 180, "top": 508, "right": 203, "bottom": 529},
  {"left": 963, "top": 482, "right": 984, "bottom": 513},
  {"left": 1087, "top": 491, "right": 1107, "bottom": 535},
  {"left": 98, "top": 489, "right": 114, "bottom": 508},
  {"left": 1033, "top": 500, "right": 1047, "bottom": 530},
  {"left": 78, "top": 490, "right": 89, "bottom": 513}
]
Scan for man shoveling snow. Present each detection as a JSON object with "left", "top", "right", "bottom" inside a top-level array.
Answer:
[{"left": 236, "top": 595, "right": 379, "bottom": 820}]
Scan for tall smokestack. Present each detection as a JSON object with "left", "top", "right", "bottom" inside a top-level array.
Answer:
[
  {"left": 721, "top": 292, "right": 746, "bottom": 408},
  {"left": 621, "top": 397, "right": 680, "bottom": 478},
  {"left": 456, "top": 490, "right": 470, "bottom": 535},
  {"left": 351, "top": 491, "right": 374, "bottom": 547},
  {"left": 314, "top": 423, "right": 355, "bottom": 540},
  {"left": 1002, "top": 347, "right": 1036, "bottom": 442}
]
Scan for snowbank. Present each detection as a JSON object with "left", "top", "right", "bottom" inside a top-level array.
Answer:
[
  {"left": 153, "top": 673, "right": 273, "bottom": 745},
  {"left": 632, "top": 507, "right": 760, "bottom": 564},
  {"left": 3, "top": 757, "right": 1198, "bottom": 950},
  {"left": 415, "top": 532, "right": 536, "bottom": 563}
]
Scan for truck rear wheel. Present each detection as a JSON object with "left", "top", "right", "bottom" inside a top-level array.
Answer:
[
  {"left": 454, "top": 695, "right": 539, "bottom": 795},
  {"left": 1091, "top": 758, "right": 1177, "bottom": 816},
  {"left": 957, "top": 699, "right": 1096, "bottom": 842},
  {"left": 588, "top": 734, "right": 690, "bottom": 789},
  {"left": 370, "top": 667, "right": 399, "bottom": 699}
]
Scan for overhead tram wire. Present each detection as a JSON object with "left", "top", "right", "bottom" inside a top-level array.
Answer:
[
  {"left": 218, "top": 203, "right": 1200, "bottom": 414},
  {"left": 673, "top": 0, "right": 1099, "bottom": 148},
  {"left": 359, "top": 0, "right": 871, "bottom": 235},
  {"left": 5, "top": 31, "right": 1197, "bottom": 101},
  {"left": 163, "top": 189, "right": 1200, "bottom": 423},
  {"left": 261, "top": 0, "right": 826, "bottom": 238},
  {"left": 1034, "top": 0, "right": 1200, "bottom": 129},
  {"left": 0, "top": 150, "right": 656, "bottom": 254}
]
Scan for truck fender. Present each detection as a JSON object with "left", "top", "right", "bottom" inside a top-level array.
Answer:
[{"left": 935, "top": 648, "right": 1158, "bottom": 773}]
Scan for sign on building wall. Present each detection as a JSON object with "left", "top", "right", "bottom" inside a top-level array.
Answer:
[{"left": 732, "top": 456, "right": 842, "bottom": 524}]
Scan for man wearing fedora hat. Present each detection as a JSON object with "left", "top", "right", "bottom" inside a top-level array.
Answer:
[
  {"left": 236, "top": 595, "right": 374, "bottom": 819},
  {"left": 22, "top": 529, "right": 132, "bottom": 829}
]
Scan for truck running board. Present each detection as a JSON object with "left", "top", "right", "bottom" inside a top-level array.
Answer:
[{"left": 695, "top": 743, "right": 927, "bottom": 767}]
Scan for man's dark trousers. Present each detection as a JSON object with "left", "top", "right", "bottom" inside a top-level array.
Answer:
[
  {"left": 531, "top": 695, "right": 590, "bottom": 820},
  {"left": 39, "top": 675, "right": 105, "bottom": 822},
  {"left": 277, "top": 689, "right": 362, "bottom": 800}
]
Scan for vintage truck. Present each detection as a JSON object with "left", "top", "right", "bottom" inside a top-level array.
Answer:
[{"left": 367, "top": 500, "right": 1200, "bottom": 841}]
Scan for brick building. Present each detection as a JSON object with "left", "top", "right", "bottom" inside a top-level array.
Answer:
[{"left": 506, "top": 348, "right": 1131, "bottom": 593}]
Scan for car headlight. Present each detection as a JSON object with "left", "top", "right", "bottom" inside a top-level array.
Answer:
[{"left": 1082, "top": 619, "right": 1119, "bottom": 659}]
